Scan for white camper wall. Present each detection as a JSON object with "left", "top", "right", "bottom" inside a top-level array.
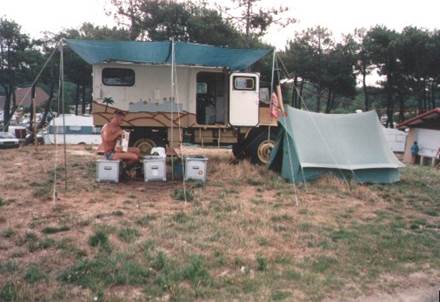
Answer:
[{"left": 92, "top": 64, "right": 221, "bottom": 114}]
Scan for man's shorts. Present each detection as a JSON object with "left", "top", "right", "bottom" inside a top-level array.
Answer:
[{"left": 104, "top": 151, "right": 114, "bottom": 160}]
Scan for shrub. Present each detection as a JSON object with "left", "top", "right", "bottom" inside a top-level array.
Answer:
[
  {"left": 42, "top": 225, "right": 70, "bottom": 234},
  {"left": 2, "top": 228, "right": 15, "bottom": 238},
  {"left": 88, "top": 230, "right": 111, "bottom": 253},
  {"left": 24, "top": 265, "right": 47, "bottom": 284},
  {"left": 256, "top": 256, "right": 268, "bottom": 271},
  {"left": 172, "top": 188, "right": 194, "bottom": 202},
  {"left": 60, "top": 253, "right": 150, "bottom": 290},
  {"left": 0, "top": 282, "right": 16, "bottom": 302},
  {"left": 117, "top": 227, "right": 140, "bottom": 243}
]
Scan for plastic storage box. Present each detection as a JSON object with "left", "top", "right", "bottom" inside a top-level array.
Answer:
[
  {"left": 184, "top": 156, "right": 208, "bottom": 182},
  {"left": 96, "top": 159, "right": 121, "bottom": 183},
  {"left": 143, "top": 155, "right": 166, "bottom": 182}
]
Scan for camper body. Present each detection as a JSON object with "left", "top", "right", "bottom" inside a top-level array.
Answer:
[
  {"left": 67, "top": 39, "right": 277, "bottom": 163},
  {"left": 90, "top": 64, "right": 277, "bottom": 164}
]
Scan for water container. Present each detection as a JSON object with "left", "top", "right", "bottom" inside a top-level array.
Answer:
[
  {"left": 143, "top": 155, "right": 166, "bottom": 182},
  {"left": 96, "top": 160, "right": 121, "bottom": 183},
  {"left": 184, "top": 156, "right": 208, "bottom": 182},
  {"left": 150, "top": 147, "right": 166, "bottom": 158}
]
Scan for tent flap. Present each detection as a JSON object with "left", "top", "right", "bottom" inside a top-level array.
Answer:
[
  {"left": 270, "top": 106, "right": 404, "bottom": 184},
  {"left": 65, "top": 39, "right": 271, "bottom": 70}
]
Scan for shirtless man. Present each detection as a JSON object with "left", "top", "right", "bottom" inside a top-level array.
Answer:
[{"left": 97, "top": 111, "right": 140, "bottom": 164}]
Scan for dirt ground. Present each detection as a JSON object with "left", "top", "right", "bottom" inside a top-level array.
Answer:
[{"left": 0, "top": 145, "right": 439, "bottom": 301}]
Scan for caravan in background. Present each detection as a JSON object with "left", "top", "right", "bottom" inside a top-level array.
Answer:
[{"left": 43, "top": 114, "right": 101, "bottom": 145}]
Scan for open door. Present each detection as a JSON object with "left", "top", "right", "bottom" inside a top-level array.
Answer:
[
  {"left": 229, "top": 72, "right": 259, "bottom": 126},
  {"left": 196, "top": 72, "right": 226, "bottom": 125}
]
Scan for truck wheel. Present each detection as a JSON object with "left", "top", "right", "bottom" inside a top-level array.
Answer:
[
  {"left": 232, "top": 143, "right": 247, "bottom": 159},
  {"left": 249, "top": 132, "right": 276, "bottom": 165},
  {"left": 133, "top": 138, "right": 157, "bottom": 156}
]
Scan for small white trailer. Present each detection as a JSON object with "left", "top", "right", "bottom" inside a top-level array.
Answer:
[{"left": 43, "top": 114, "right": 101, "bottom": 145}]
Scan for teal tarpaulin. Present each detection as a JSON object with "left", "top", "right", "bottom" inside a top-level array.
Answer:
[
  {"left": 269, "top": 106, "right": 404, "bottom": 184},
  {"left": 65, "top": 39, "right": 271, "bottom": 70}
]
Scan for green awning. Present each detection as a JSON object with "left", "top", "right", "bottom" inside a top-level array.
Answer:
[{"left": 65, "top": 39, "right": 271, "bottom": 70}]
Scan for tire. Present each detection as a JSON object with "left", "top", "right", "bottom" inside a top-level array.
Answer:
[
  {"left": 248, "top": 131, "right": 277, "bottom": 165},
  {"left": 232, "top": 143, "right": 247, "bottom": 159},
  {"left": 133, "top": 138, "right": 157, "bottom": 156}
]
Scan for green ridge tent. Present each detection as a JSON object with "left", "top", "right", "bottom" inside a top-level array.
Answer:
[{"left": 269, "top": 106, "right": 404, "bottom": 184}]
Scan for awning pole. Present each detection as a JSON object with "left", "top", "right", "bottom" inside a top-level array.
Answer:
[
  {"left": 170, "top": 38, "right": 175, "bottom": 181},
  {"left": 59, "top": 41, "right": 68, "bottom": 191},
  {"left": 270, "top": 49, "right": 276, "bottom": 97},
  {"left": 268, "top": 49, "right": 276, "bottom": 142}
]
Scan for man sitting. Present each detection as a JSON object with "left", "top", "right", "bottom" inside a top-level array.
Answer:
[{"left": 97, "top": 111, "right": 140, "bottom": 164}]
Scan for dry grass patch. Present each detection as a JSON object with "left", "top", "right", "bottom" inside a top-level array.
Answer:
[{"left": 0, "top": 146, "right": 438, "bottom": 301}]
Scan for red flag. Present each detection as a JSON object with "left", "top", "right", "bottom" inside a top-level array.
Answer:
[{"left": 270, "top": 92, "right": 281, "bottom": 118}]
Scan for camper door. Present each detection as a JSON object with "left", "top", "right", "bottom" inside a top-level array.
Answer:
[{"left": 229, "top": 73, "right": 259, "bottom": 126}]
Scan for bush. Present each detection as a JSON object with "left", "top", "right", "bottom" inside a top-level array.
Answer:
[
  {"left": 256, "top": 256, "right": 268, "bottom": 271},
  {"left": 24, "top": 265, "right": 47, "bottom": 284},
  {"left": 136, "top": 214, "right": 156, "bottom": 227},
  {"left": 172, "top": 188, "right": 194, "bottom": 202},
  {"left": 0, "top": 282, "right": 16, "bottom": 302},
  {"left": 60, "top": 253, "right": 150, "bottom": 290},
  {"left": 172, "top": 212, "right": 190, "bottom": 224},
  {"left": 182, "top": 255, "right": 211, "bottom": 287},
  {"left": 2, "top": 228, "right": 15, "bottom": 238},
  {"left": 42, "top": 225, "right": 70, "bottom": 234},
  {"left": 117, "top": 227, "right": 140, "bottom": 243},
  {"left": 88, "top": 230, "right": 111, "bottom": 253}
]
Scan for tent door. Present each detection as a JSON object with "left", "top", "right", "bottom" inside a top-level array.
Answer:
[{"left": 229, "top": 72, "right": 259, "bottom": 126}]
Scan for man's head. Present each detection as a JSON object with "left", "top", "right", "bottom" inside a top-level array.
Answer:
[{"left": 111, "top": 111, "right": 125, "bottom": 125}]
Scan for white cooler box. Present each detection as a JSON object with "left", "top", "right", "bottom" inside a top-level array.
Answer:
[
  {"left": 96, "top": 160, "right": 121, "bottom": 183},
  {"left": 143, "top": 155, "right": 166, "bottom": 182},
  {"left": 184, "top": 156, "right": 208, "bottom": 182}
]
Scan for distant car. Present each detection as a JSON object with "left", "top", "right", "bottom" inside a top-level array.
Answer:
[{"left": 0, "top": 132, "right": 20, "bottom": 148}]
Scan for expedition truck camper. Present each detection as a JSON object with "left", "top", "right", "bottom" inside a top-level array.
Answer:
[{"left": 66, "top": 39, "right": 278, "bottom": 164}]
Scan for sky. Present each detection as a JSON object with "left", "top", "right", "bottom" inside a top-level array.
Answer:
[{"left": 1, "top": 0, "right": 440, "bottom": 49}]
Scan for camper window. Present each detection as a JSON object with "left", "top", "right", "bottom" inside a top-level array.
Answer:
[
  {"left": 102, "top": 68, "right": 135, "bottom": 86},
  {"left": 68, "top": 126, "right": 82, "bottom": 132},
  {"left": 233, "top": 76, "right": 255, "bottom": 91},
  {"left": 197, "top": 82, "right": 208, "bottom": 94},
  {"left": 49, "top": 126, "right": 64, "bottom": 134}
]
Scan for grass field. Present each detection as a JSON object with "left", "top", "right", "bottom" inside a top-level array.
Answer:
[{"left": 0, "top": 145, "right": 439, "bottom": 301}]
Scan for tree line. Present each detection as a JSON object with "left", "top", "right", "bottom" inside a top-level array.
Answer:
[
  {"left": 282, "top": 25, "right": 440, "bottom": 126},
  {"left": 0, "top": 0, "right": 439, "bottom": 132}
]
